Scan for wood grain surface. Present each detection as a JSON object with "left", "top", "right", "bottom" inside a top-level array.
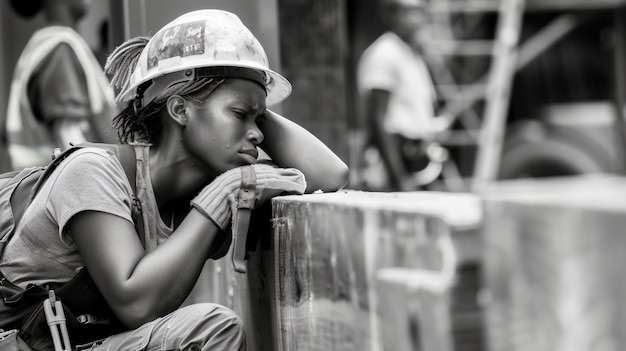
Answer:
[{"left": 272, "top": 191, "right": 481, "bottom": 351}]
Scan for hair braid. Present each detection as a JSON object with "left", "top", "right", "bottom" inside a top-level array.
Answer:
[{"left": 105, "top": 37, "right": 150, "bottom": 97}]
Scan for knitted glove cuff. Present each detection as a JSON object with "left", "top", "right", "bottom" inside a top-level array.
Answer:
[
  {"left": 190, "top": 167, "right": 242, "bottom": 230},
  {"left": 252, "top": 163, "right": 307, "bottom": 199}
]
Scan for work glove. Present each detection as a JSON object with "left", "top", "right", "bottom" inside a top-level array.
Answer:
[
  {"left": 191, "top": 164, "right": 306, "bottom": 230},
  {"left": 191, "top": 164, "right": 306, "bottom": 263}
]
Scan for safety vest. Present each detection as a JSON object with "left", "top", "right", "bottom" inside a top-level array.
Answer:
[{"left": 5, "top": 26, "right": 117, "bottom": 170}]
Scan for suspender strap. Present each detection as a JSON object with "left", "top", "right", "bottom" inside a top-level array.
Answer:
[{"left": 231, "top": 166, "right": 256, "bottom": 273}]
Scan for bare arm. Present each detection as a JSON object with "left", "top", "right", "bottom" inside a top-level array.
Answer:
[
  {"left": 259, "top": 110, "right": 349, "bottom": 192},
  {"left": 70, "top": 209, "right": 219, "bottom": 328}
]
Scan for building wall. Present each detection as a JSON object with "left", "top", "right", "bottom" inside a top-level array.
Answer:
[{"left": 277, "top": 0, "right": 351, "bottom": 163}]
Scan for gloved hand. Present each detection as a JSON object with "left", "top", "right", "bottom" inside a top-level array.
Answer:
[
  {"left": 252, "top": 163, "right": 307, "bottom": 205},
  {"left": 190, "top": 164, "right": 306, "bottom": 231}
]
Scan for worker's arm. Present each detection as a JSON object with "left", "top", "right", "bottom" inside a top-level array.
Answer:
[
  {"left": 71, "top": 209, "right": 220, "bottom": 329},
  {"left": 68, "top": 156, "right": 304, "bottom": 329},
  {"left": 366, "top": 89, "right": 413, "bottom": 191},
  {"left": 55, "top": 151, "right": 217, "bottom": 328},
  {"left": 259, "top": 110, "right": 349, "bottom": 193}
]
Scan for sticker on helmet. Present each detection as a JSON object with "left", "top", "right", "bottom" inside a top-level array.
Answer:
[{"left": 147, "top": 20, "right": 205, "bottom": 69}]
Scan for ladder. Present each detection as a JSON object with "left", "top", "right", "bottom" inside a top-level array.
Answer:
[{"left": 421, "top": 0, "right": 526, "bottom": 192}]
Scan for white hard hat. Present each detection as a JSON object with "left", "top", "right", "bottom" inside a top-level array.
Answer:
[{"left": 117, "top": 9, "right": 291, "bottom": 109}]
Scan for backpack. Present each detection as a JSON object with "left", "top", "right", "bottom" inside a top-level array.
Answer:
[{"left": 0, "top": 142, "right": 137, "bottom": 351}]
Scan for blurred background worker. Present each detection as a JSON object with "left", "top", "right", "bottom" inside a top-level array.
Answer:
[
  {"left": 357, "top": 0, "right": 452, "bottom": 191},
  {"left": 2, "top": 0, "right": 118, "bottom": 170}
]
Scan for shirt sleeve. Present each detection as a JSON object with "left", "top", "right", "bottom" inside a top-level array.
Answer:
[
  {"left": 27, "top": 42, "right": 91, "bottom": 124},
  {"left": 45, "top": 149, "right": 134, "bottom": 243},
  {"left": 357, "top": 42, "right": 398, "bottom": 93}
]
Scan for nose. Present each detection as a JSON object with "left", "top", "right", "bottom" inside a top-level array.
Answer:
[{"left": 247, "top": 123, "right": 264, "bottom": 145}]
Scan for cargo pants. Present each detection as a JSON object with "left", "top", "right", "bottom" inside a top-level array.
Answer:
[{"left": 80, "top": 303, "right": 245, "bottom": 351}]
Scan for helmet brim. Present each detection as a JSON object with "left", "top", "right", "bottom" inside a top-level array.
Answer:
[
  {"left": 265, "top": 69, "right": 292, "bottom": 107},
  {"left": 117, "top": 64, "right": 291, "bottom": 109}
]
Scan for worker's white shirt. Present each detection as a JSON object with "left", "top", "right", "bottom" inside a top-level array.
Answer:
[{"left": 358, "top": 32, "right": 437, "bottom": 139}]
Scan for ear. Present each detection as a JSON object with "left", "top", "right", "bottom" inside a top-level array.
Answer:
[{"left": 167, "top": 95, "right": 189, "bottom": 126}]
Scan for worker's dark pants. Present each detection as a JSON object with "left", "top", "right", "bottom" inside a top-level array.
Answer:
[
  {"left": 397, "top": 136, "right": 430, "bottom": 173},
  {"left": 82, "top": 303, "right": 245, "bottom": 351}
]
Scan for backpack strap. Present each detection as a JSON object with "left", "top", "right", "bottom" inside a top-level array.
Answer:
[
  {"left": 231, "top": 165, "right": 256, "bottom": 273},
  {"left": 27, "top": 143, "right": 137, "bottom": 203},
  {"left": 27, "top": 148, "right": 82, "bottom": 204}
]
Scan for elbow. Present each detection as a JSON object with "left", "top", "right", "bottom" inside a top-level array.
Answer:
[
  {"left": 307, "top": 160, "right": 350, "bottom": 193},
  {"left": 332, "top": 162, "right": 350, "bottom": 191}
]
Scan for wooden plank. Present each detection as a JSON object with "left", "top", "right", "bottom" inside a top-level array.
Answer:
[
  {"left": 482, "top": 175, "right": 626, "bottom": 351},
  {"left": 271, "top": 191, "right": 482, "bottom": 351},
  {"left": 472, "top": 0, "right": 526, "bottom": 191}
]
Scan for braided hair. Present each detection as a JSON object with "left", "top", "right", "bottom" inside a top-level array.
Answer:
[{"left": 104, "top": 37, "right": 226, "bottom": 144}]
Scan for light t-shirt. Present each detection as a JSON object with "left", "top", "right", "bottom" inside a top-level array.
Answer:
[
  {"left": 357, "top": 31, "right": 437, "bottom": 139},
  {"left": 0, "top": 148, "right": 134, "bottom": 288}
]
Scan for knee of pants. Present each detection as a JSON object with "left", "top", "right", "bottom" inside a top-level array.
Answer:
[{"left": 176, "top": 303, "right": 246, "bottom": 348}]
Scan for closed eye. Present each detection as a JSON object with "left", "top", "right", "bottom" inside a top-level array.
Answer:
[{"left": 232, "top": 109, "right": 247, "bottom": 119}]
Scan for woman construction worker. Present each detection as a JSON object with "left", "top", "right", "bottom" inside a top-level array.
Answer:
[{"left": 0, "top": 9, "right": 349, "bottom": 351}]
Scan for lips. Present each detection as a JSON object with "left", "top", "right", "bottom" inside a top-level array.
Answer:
[{"left": 240, "top": 148, "right": 258, "bottom": 160}]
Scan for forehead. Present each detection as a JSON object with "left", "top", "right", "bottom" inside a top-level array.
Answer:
[{"left": 212, "top": 78, "right": 267, "bottom": 108}]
